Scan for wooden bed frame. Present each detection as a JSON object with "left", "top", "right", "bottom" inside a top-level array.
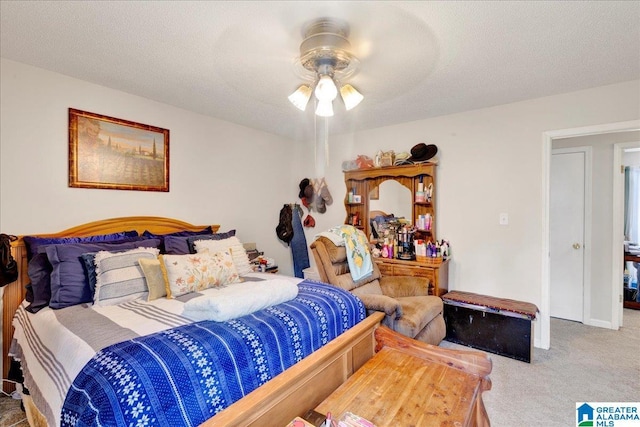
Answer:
[{"left": 2, "top": 216, "right": 384, "bottom": 427}]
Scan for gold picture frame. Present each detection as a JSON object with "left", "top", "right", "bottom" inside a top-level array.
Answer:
[{"left": 69, "top": 108, "right": 169, "bottom": 192}]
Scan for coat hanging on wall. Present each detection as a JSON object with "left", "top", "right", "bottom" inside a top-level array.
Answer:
[
  {"left": 0, "top": 233, "right": 18, "bottom": 287},
  {"left": 289, "top": 206, "right": 310, "bottom": 278},
  {"left": 276, "top": 204, "right": 294, "bottom": 245}
]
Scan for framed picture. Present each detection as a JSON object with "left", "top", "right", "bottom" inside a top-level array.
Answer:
[{"left": 69, "top": 108, "right": 169, "bottom": 192}]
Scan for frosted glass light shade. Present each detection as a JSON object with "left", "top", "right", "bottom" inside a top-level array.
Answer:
[
  {"left": 288, "top": 85, "right": 312, "bottom": 111},
  {"left": 315, "top": 75, "right": 338, "bottom": 101},
  {"left": 290, "top": 75, "right": 361, "bottom": 117},
  {"left": 339, "top": 84, "right": 364, "bottom": 110},
  {"left": 315, "top": 99, "right": 334, "bottom": 117}
]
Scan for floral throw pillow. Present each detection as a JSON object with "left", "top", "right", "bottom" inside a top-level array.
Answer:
[{"left": 159, "top": 251, "right": 240, "bottom": 298}]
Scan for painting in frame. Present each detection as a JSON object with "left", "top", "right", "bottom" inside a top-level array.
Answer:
[{"left": 69, "top": 108, "right": 169, "bottom": 192}]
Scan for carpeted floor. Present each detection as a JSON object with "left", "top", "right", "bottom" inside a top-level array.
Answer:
[
  {"left": 0, "top": 388, "right": 27, "bottom": 427},
  {"left": 1, "top": 309, "right": 638, "bottom": 427},
  {"left": 441, "top": 308, "right": 640, "bottom": 427}
]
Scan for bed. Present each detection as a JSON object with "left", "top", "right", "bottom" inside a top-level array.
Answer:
[{"left": 2, "top": 216, "right": 384, "bottom": 427}]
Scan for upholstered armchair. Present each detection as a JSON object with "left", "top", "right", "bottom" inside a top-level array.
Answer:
[{"left": 310, "top": 237, "right": 446, "bottom": 345}]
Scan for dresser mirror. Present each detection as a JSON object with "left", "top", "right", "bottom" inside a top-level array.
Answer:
[
  {"left": 344, "top": 163, "right": 437, "bottom": 242},
  {"left": 369, "top": 180, "right": 412, "bottom": 222}
]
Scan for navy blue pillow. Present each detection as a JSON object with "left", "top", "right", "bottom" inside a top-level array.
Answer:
[
  {"left": 143, "top": 227, "right": 214, "bottom": 254},
  {"left": 186, "top": 230, "right": 236, "bottom": 254},
  {"left": 25, "top": 252, "right": 53, "bottom": 313},
  {"left": 23, "top": 231, "right": 139, "bottom": 314},
  {"left": 45, "top": 238, "right": 161, "bottom": 310},
  {"left": 25, "top": 284, "right": 34, "bottom": 303},
  {"left": 80, "top": 253, "right": 99, "bottom": 295},
  {"left": 142, "top": 227, "right": 212, "bottom": 239},
  {"left": 162, "top": 235, "right": 193, "bottom": 255},
  {"left": 24, "top": 231, "right": 139, "bottom": 260}
]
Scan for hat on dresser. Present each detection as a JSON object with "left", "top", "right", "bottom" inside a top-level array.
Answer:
[
  {"left": 408, "top": 143, "right": 438, "bottom": 163},
  {"left": 394, "top": 151, "right": 411, "bottom": 166}
]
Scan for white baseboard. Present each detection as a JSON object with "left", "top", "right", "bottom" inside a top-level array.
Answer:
[{"left": 585, "top": 318, "right": 614, "bottom": 329}]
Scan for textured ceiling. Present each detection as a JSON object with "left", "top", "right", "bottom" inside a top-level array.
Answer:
[{"left": 1, "top": 1, "right": 638, "bottom": 141}]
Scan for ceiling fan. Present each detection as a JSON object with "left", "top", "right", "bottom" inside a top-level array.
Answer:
[{"left": 288, "top": 17, "right": 364, "bottom": 117}]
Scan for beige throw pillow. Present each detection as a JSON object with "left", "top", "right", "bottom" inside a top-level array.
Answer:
[{"left": 138, "top": 258, "right": 167, "bottom": 301}]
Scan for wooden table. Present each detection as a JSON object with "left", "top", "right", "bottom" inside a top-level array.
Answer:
[{"left": 314, "top": 326, "right": 492, "bottom": 427}]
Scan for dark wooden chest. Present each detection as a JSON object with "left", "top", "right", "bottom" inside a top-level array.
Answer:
[{"left": 442, "top": 291, "right": 538, "bottom": 363}]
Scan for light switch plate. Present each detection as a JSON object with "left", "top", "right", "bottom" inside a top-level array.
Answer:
[{"left": 499, "top": 213, "right": 509, "bottom": 225}]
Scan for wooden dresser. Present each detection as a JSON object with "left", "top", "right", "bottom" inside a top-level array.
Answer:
[{"left": 375, "top": 257, "right": 449, "bottom": 296}]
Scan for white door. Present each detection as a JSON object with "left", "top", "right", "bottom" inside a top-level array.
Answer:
[{"left": 550, "top": 150, "right": 586, "bottom": 322}]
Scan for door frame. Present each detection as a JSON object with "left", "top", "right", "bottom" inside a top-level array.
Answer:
[
  {"left": 541, "top": 119, "right": 640, "bottom": 349},
  {"left": 613, "top": 140, "right": 640, "bottom": 326},
  {"left": 550, "top": 146, "right": 592, "bottom": 324}
]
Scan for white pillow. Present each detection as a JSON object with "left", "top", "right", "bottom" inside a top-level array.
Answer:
[
  {"left": 159, "top": 251, "right": 241, "bottom": 298},
  {"left": 94, "top": 247, "right": 160, "bottom": 306},
  {"left": 193, "top": 236, "right": 252, "bottom": 276}
]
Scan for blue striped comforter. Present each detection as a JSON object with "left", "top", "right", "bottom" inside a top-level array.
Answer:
[{"left": 60, "top": 281, "right": 365, "bottom": 426}]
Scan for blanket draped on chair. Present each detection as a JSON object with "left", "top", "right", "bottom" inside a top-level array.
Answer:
[{"left": 323, "top": 225, "right": 373, "bottom": 281}]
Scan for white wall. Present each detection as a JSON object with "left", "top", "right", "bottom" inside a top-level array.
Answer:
[
  {"left": 0, "top": 58, "right": 300, "bottom": 272},
  {"left": 291, "top": 80, "right": 640, "bottom": 347}
]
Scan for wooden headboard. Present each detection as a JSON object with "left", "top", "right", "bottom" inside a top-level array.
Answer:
[{"left": 2, "top": 216, "right": 219, "bottom": 393}]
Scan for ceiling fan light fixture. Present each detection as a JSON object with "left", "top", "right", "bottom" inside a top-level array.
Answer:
[
  {"left": 315, "top": 99, "right": 334, "bottom": 117},
  {"left": 314, "top": 75, "right": 338, "bottom": 101},
  {"left": 289, "top": 17, "right": 363, "bottom": 117},
  {"left": 339, "top": 84, "right": 364, "bottom": 110},
  {"left": 288, "top": 84, "right": 313, "bottom": 111}
]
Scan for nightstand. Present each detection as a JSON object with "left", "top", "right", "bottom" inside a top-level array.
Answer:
[{"left": 252, "top": 255, "right": 277, "bottom": 273}]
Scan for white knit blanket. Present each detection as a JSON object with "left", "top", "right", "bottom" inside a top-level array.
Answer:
[
  {"left": 182, "top": 279, "right": 299, "bottom": 322},
  {"left": 314, "top": 230, "right": 345, "bottom": 246}
]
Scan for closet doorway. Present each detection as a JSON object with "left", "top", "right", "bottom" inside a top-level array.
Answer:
[{"left": 541, "top": 120, "right": 640, "bottom": 350}]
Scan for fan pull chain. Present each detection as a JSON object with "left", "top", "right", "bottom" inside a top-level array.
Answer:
[
  {"left": 313, "top": 100, "right": 330, "bottom": 178},
  {"left": 324, "top": 116, "right": 329, "bottom": 168},
  {"left": 313, "top": 99, "right": 318, "bottom": 176}
]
